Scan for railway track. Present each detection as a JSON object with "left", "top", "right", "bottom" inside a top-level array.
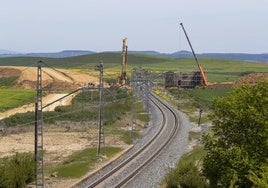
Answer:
[{"left": 76, "top": 93, "right": 180, "bottom": 188}]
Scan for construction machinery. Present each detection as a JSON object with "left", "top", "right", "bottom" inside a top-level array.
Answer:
[
  {"left": 118, "top": 38, "right": 128, "bottom": 85},
  {"left": 180, "top": 23, "right": 208, "bottom": 86}
]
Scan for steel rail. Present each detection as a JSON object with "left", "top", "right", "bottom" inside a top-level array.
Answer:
[
  {"left": 80, "top": 93, "right": 166, "bottom": 187},
  {"left": 114, "top": 93, "right": 179, "bottom": 187},
  {"left": 78, "top": 92, "right": 179, "bottom": 188}
]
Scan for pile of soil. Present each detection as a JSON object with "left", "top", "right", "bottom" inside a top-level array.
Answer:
[
  {"left": 0, "top": 67, "right": 21, "bottom": 78},
  {"left": 0, "top": 66, "right": 101, "bottom": 90},
  {"left": 233, "top": 73, "right": 268, "bottom": 86}
]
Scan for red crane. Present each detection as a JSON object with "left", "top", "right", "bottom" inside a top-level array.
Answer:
[{"left": 180, "top": 23, "right": 208, "bottom": 86}]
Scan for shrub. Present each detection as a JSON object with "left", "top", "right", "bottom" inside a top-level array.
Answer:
[
  {"left": 175, "top": 162, "right": 207, "bottom": 188},
  {"left": 164, "top": 147, "right": 207, "bottom": 188},
  {"left": 0, "top": 152, "right": 34, "bottom": 188}
]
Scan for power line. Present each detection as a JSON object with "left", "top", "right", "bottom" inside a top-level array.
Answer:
[{"left": 34, "top": 62, "right": 44, "bottom": 188}]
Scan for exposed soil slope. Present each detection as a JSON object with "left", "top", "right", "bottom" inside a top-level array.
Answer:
[
  {"left": 0, "top": 66, "right": 100, "bottom": 89},
  {"left": 234, "top": 73, "right": 268, "bottom": 86}
]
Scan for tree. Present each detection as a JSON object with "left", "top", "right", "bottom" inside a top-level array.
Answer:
[
  {"left": 247, "top": 165, "right": 268, "bottom": 187},
  {"left": 202, "top": 80, "right": 268, "bottom": 187}
]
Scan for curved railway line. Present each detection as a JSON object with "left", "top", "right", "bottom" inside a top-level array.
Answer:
[{"left": 75, "top": 92, "right": 180, "bottom": 188}]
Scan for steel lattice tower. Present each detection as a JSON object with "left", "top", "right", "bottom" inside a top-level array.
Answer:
[
  {"left": 95, "top": 62, "right": 105, "bottom": 156},
  {"left": 131, "top": 69, "right": 137, "bottom": 137},
  {"left": 35, "top": 63, "right": 44, "bottom": 187}
]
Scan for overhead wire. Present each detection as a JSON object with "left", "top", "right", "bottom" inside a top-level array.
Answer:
[
  {"left": 0, "top": 52, "right": 135, "bottom": 127},
  {"left": 2, "top": 87, "right": 134, "bottom": 127}
]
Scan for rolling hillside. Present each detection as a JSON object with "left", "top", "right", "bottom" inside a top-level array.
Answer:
[
  {"left": 1, "top": 50, "right": 268, "bottom": 62},
  {"left": 0, "top": 52, "right": 267, "bottom": 83},
  {"left": 0, "top": 53, "right": 168, "bottom": 69}
]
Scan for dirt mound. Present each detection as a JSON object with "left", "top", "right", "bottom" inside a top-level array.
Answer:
[
  {"left": 0, "top": 67, "right": 21, "bottom": 78},
  {"left": 0, "top": 66, "right": 100, "bottom": 90},
  {"left": 234, "top": 73, "right": 268, "bottom": 86}
]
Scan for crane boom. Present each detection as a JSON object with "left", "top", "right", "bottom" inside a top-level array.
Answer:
[{"left": 180, "top": 23, "right": 208, "bottom": 86}]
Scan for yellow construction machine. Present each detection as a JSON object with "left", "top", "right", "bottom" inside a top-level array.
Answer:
[{"left": 118, "top": 38, "right": 128, "bottom": 86}]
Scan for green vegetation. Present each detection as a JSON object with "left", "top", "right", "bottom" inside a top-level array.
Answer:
[
  {"left": 3, "top": 88, "right": 132, "bottom": 127},
  {"left": 202, "top": 81, "right": 268, "bottom": 187},
  {"left": 0, "top": 76, "right": 18, "bottom": 88},
  {"left": 122, "top": 130, "right": 141, "bottom": 144},
  {"left": 186, "top": 85, "right": 232, "bottom": 108},
  {"left": 50, "top": 147, "right": 122, "bottom": 178},
  {"left": 163, "top": 81, "right": 268, "bottom": 188},
  {"left": 247, "top": 165, "right": 268, "bottom": 187},
  {"left": 0, "top": 89, "right": 36, "bottom": 112},
  {"left": 164, "top": 85, "right": 232, "bottom": 125},
  {"left": 0, "top": 53, "right": 165, "bottom": 70},
  {"left": 136, "top": 101, "right": 150, "bottom": 122},
  {"left": 167, "top": 85, "right": 232, "bottom": 109},
  {"left": 0, "top": 152, "right": 34, "bottom": 188},
  {"left": 3, "top": 87, "right": 148, "bottom": 147},
  {"left": 163, "top": 147, "right": 207, "bottom": 188}
]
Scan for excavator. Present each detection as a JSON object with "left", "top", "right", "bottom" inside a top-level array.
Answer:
[{"left": 180, "top": 23, "right": 208, "bottom": 86}]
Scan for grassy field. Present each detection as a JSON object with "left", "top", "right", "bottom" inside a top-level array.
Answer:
[
  {"left": 186, "top": 85, "right": 232, "bottom": 107},
  {"left": 49, "top": 147, "right": 122, "bottom": 178},
  {"left": 0, "top": 89, "right": 36, "bottom": 112}
]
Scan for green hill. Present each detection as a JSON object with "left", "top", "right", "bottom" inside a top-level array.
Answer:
[
  {"left": 0, "top": 53, "right": 166, "bottom": 69},
  {"left": 0, "top": 53, "right": 267, "bottom": 82}
]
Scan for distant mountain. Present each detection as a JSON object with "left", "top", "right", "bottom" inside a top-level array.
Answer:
[
  {"left": 0, "top": 50, "right": 95, "bottom": 58},
  {"left": 128, "top": 50, "right": 268, "bottom": 62},
  {"left": 129, "top": 50, "right": 164, "bottom": 56},
  {"left": 167, "top": 51, "right": 268, "bottom": 62},
  {"left": 25, "top": 50, "right": 95, "bottom": 58},
  {"left": 199, "top": 53, "right": 268, "bottom": 62},
  {"left": 0, "top": 49, "right": 22, "bottom": 57},
  {"left": 0, "top": 49, "right": 19, "bottom": 54},
  {"left": 169, "top": 51, "right": 193, "bottom": 58}
]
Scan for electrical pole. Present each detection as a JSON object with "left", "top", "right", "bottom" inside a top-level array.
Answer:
[
  {"left": 178, "top": 80, "right": 182, "bottom": 109},
  {"left": 35, "top": 62, "right": 44, "bottom": 187},
  {"left": 198, "top": 108, "right": 203, "bottom": 126},
  {"left": 131, "top": 69, "right": 137, "bottom": 138},
  {"left": 95, "top": 61, "right": 105, "bottom": 157}
]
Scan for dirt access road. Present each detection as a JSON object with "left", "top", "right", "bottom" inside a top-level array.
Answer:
[
  {"left": 0, "top": 65, "right": 134, "bottom": 187},
  {"left": 0, "top": 65, "right": 103, "bottom": 158},
  {"left": 0, "top": 93, "right": 76, "bottom": 119},
  {"left": 0, "top": 65, "right": 102, "bottom": 119},
  {"left": 0, "top": 66, "right": 113, "bottom": 187}
]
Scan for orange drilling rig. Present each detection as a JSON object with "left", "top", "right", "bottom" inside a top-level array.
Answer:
[{"left": 180, "top": 23, "right": 208, "bottom": 86}]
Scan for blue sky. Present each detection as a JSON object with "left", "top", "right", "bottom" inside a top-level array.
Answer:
[{"left": 1, "top": 0, "right": 268, "bottom": 53}]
